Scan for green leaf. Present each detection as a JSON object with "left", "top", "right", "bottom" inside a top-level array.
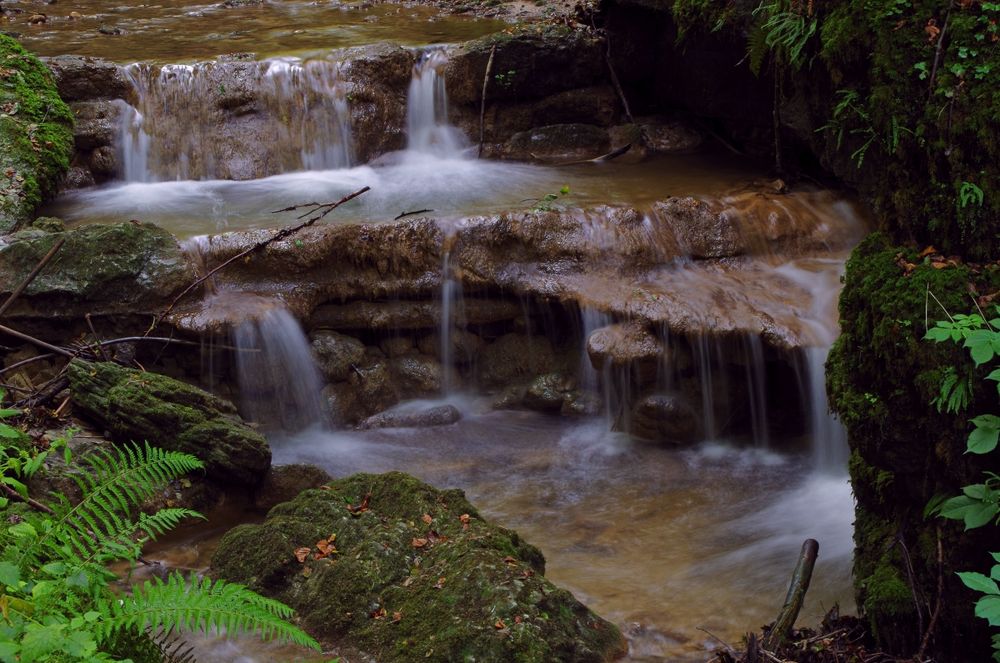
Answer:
[
  {"left": 968, "top": 423, "right": 1000, "bottom": 454},
  {"left": 965, "top": 484, "right": 987, "bottom": 499},
  {"left": 0, "top": 562, "right": 20, "bottom": 587},
  {"left": 939, "top": 495, "right": 976, "bottom": 520},
  {"left": 958, "top": 571, "right": 1000, "bottom": 595},
  {"left": 965, "top": 501, "right": 1000, "bottom": 530},
  {"left": 991, "top": 564, "right": 1000, "bottom": 581},
  {"left": 975, "top": 595, "right": 1000, "bottom": 626},
  {"left": 924, "top": 327, "right": 953, "bottom": 342},
  {"left": 0, "top": 426, "right": 24, "bottom": 440}
]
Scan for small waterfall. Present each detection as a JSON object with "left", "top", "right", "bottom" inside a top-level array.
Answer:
[
  {"left": 438, "top": 245, "right": 465, "bottom": 396},
  {"left": 741, "top": 334, "right": 770, "bottom": 449},
  {"left": 232, "top": 306, "right": 327, "bottom": 431},
  {"left": 406, "top": 49, "right": 467, "bottom": 157},
  {"left": 117, "top": 57, "right": 354, "bottom": 182},
  {"left": 692, "top": 335, "right": 721, "bottom": 441}
]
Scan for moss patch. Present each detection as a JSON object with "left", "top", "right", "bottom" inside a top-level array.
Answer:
[
  {"left": 212, "top": 472, "right": 627, "bottom": 662},
  {"left": 0, "top": 34, "right": 73, "bottom": 232}
]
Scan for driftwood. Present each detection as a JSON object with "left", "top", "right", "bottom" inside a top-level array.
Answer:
[
  {"left": 149, "top": 185, "right": 370, "bottom": 332},
  {"left": 762, "top": 538, "right": 819, "bottom": 651},
  {"left": 479, "top": 44, "right": 497, "bottom": 159},
  {"left": 555, "top": 143, "right": 632, "bottom": 166}
]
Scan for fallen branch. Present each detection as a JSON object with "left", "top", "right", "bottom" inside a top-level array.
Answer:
[
  {"left": 394, "top": 209, "right": 434, "bottom": 221},
  {"left": 479, "top": 44, "right": 497, "bottom": 159},
  {"left": 149, "top": 185, "right": 370, "bottom": 332},
  {"left": 927, "top": 6, "right": 951, "bottom": 97},
  {"left": 555, "top": 143, "right": 632, "bottom": 166},
  {"left": 0, "top": 237, "right": 65, "bottom": 318},
  {"left": 762, "top": 538, "right": 818, "bottom": 651},
  {"left": 0, "top": 324, "right": 74, "bottom": 358},
  {"left": 1, "top": 483, "right": 55, "bottom": 514}
]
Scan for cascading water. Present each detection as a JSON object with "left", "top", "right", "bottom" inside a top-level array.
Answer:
[
  {"left": 438, "top": 243, "right": 465, "bottom": 396},
  {"left": 117, "top": 57, "right": 354, "bottom": 182},
  {"left": 232, "top": 305, "right": 327, "bottom": 431},
  {"left": 741, "top": 334, "right": 770, "bottom": 449},
  {"left": 406, "top": 49, "right": 467, "bottom": 157}
]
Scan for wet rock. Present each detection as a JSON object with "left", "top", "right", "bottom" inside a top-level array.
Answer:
[
  {"left": 654, "top": 197, "right": 744, "bottom": 259},
  {"left": 87, "top": 144, "right": 116, "bottom": 176},
  {"left": 389, "top": 354, "right": 443, "bottom": 396},
  {"left": 503, "top": 123, "right": 611, "bottom": 163},
  {"left": 561, "top": 390, "right": 602, "bottom": 417},
  {"left": 492, "top": 384, "right": 527, "bottom": 410},
  {"left": 62, "top": 166, "right": 95, "bottom": 189},
  {"left": 43, "top": 54, "right": 131, "bottom": 101},
  {"left": 379, "top": 335, "right": 414, "bottom": 357},
  {"left": 417, "top": 329, "right": 483, "bottom": 364},
  {"left": 348, "top": 360, "right": 399, "bottom": 417},
  {"left": 358, "top": 404, "right": 461, "bottom": 430},
  {"left": 71, "top": 100, "right": 121, "bottom": 150},
  {"left": 212, "top": 471, "right": 627, "bottom": 662},
  {"left": 323, "top": 382, "right": 361, "bottom": 426},
  {"left": 66, "top": 360, "right": 271, "bottom": 485},
  {"left": 445, "top": 30, "right": 605, "bottom": 105},
  {"left": 254, "top": 464, "right": 332, "bottom": 511},
  {"left": 310, "top": 299, "right": 521, "bottom": 331},
  {"left": 523, "top": 372, "right": 573, "bottom": 412},
  {"left": 637, "top": 116, "right": 702, "bottom": 152},
  {"left": 31, "top": 216, "right": 64, "bottom": 232},
  {"left": 340, "top": 43, "right": 414, "bottom": 163},
  {"left": 629, "top": 392, "right": 700, "bottom": 444},
  {"left": 478, "top": 333, "right": 557, "bottom": 386},
  {"left": 311, "top": 331, "right": 365, "bottom": 382},
  {"left": 0, "top": 221, "right": 194, "bottom": 320},
  {"left": 587, "top": 321, "right": 663, "bottom": 383}
]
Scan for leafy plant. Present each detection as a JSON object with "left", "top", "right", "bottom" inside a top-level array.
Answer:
[
  {"left": 0, "top": 438, "right": 322, "bottom": 661},
  {"left": 960, "top": 181, "right": 986, "bottom": 209},
  {"left": 748, "top": 0, "right": 818, "bottom": 75},
  {"left": 925, "top": 307, "right": 1000, "bottom": 659},
  {"left": 530, "top": 185, "right": 571, "bottom": 212}
]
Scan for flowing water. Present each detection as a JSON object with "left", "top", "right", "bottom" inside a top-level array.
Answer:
[
  {"left": 10, "top": 0, "right": 504, "bottom": 63},
  {"left": 37, "top": 20, "right": 863, "bottom": 662}
]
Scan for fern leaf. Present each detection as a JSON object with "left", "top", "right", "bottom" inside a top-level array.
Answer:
[
  {"left": 747, "top": 25, "right": 769, "bottom": 76},
  {"left": 81, "top": 509, "right": 204, "bottom": 566},
  {"left": 17, "top": 443, "right": 203, "bottom": 571},
  {"left": 96, "top": 574, "right": 321, "bottom": 651}
]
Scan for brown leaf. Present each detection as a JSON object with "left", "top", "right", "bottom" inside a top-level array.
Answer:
[
  {"left": 371, "top": 607, "right": 387, "bottom": 620},
  {"left": 514, "top": 615, "right": 523, "bottom": 624},
  {"left": 494, "top": 619, "right": 507, "bottom": 630},
  {"left": 422, "top": 513, "right": 433, "bottom": 524},
  {"left": 411, "top": 538, "right": 428, "bottom": 548},
  {"left": 315, "top": 534, "right": 338, "bottom": 559},
  {"left": 919, "top": 245, "right": 938, "bottom": 258},
  {"left": 434, "top": 576, "right": 446, "bottom": 589},
  {"left": 392, "top": 611, "right": 402, "bottom": 623},
  {"left": 294, "top": 547, "right": 311, "bottom": 563},
  {"left": 502, "top": 556, "right": 517, "bottom": 565},
  {"left": 925, "top": 18, "right": 941, "bottom": 43},
  {"left": 459, "top": 513, "right": 471, "bottom": 530}
]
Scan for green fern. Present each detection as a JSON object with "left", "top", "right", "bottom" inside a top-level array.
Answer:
[
  {"left": 97, "top": 574, "right": 321, "bottom": 651},
  {"left": 16, "top": 442, "right": 204, "bottom": 571}
]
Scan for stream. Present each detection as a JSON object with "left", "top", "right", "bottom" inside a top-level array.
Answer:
[{"left": 24, "top": 5, "right": 864, "bottom": 661}]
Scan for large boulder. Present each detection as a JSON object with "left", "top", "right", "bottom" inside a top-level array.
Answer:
[
  {"left": 311, "top": 331, "right": 366, "bottom": 382},
  {"left": 212, "top": 471, "right": 627, "bottom": 662},
  {"left": 503, "top": 123, "right": 611, "bottom": 163},
  {"left": 66, "top": 360, "right": 271, "bottom": 485},
  {"left": 586, "top": 321, "right": 663, "bottom": 383},
  {"left": 42, "top": 55, "right": 132, "bottom": 102},
  {"left": 0, "top": 221, "right": 195, "bottom": 320},
  {"left": 1, "top": 35, "right": 75, "bottom": 232}
]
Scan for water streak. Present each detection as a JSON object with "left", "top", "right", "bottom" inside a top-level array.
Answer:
[{"left": 406, "top": 49, "right": 467, "bottom": 157}]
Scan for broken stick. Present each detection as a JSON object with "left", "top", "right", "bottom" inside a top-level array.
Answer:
[{"left": 762, "top": 538, "right": 819, "bottom": 651}]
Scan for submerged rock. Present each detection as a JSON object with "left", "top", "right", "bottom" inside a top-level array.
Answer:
[
  {"left": 212, "top": 471, "right": 627, "bottom": 662},
  {"left": 358, "top": 404, "right": 461, "bottom": 430},
  {"left": 629, "top": 393, "right": 700, "bottom": 445},
  {"left": 66, "top": 360, "right": 271, "bottom": 485}
]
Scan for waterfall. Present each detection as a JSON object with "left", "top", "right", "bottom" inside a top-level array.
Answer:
[
  {"left": 439, "top": 246, "right": 465, "bottom": 395},
  {"left": 741, "top": 334, "right": 770, "bottom": 449},
  {"left": 406, "top": 49, "right": 467, "bottom": 157},
  {"left": 232, "top": 307, "right": 327, "bottom": 431},
  {"left": 117, "top": 57, "right": 354, "bottom": 182}
]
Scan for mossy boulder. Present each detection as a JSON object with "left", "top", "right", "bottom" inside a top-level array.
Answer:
[
  {"left": 0, "top": 221, "right": 194, "bottom": 320},
  {"left": 66, "top": 360, "right": 271, "bottom": 485},
  {"left": 212, "top": 471, "right": 627, "bottom": 662},
  {"left": 828, "top": 232, "right": 998, "bottom": 657},
  {"left": 0, "top": 35, "right": 74, "bottom": 232}
]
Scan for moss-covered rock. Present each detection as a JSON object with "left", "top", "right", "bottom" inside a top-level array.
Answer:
[
  {"left": 66, "top": 360, "right": 270, "bottom": 485},
  {"left": 0, "top": 221, "right": 195, "bottom": 320},
  {"left": 212, "top": 472, "right": 627, "bottom": 662},
  {"left": 0, "top": 35, "right": 74, "bottom": 232},
  {"left": 828, "top": 232, "right": 998, "bottom": 658}
]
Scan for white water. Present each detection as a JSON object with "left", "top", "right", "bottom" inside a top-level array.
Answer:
[
  {"left": 406, "top": 49, "right": 467, "bottom": 157},
  {"left": 232, "top": 305, "right": 327, "bottom": 431}
]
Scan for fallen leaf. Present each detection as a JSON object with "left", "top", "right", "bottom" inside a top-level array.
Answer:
[
  {"left": 434, "top": 576, "right": 446, "bottom": 589},
  {"left": 514, "top": 615, "right": 523, "bottom": 624},
  {"left": 294, "top": 547, "right": 311, "bottom": 563},
  {"left": 503, "top": 556, "right": 517, "bottom": 565},
  {"left": 315, "top": 534, "right": 338, "bottom": 559},
  {"left": 494, "top": 619, "right": 507, "bottom": 630},
  {"left": 411, "top": 538, "right": 428, "bottom": 548},
  {"left": 392, "top": 611, "right": 402, "bottom": 623},
  {"left": 422, "top": 513, "right": 433, "bottom": 524},
  {"left": 919, "top": 245, "right": 938, "bottom": 258},
  {"left": 371, "top": 607, "right": 387, "bottom": 620},
  {"left": 459, "top": 513, "right": 471, "bottom": 530},
  {"left": 925, "top": 18, "right": 940, "bottom": 43}
]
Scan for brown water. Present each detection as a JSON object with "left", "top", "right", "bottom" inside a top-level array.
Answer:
[
  {"left": 47, "top": 151, "right": 766, "bottom": 237},
  {"left": 5, "top": 0, "right": 505, "bottom": 63},
  {"left": 133, "top": 409, "right": 854, "bottom": 662}
]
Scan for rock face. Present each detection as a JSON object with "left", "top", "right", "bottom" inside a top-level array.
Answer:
[
  {"left": 628, "top": 393, "right": 700, "bottom": 444},
  {"left": 66, "top": 360, "right": 271, "bottom": 485},
  {"left": 587, "top": 321, "right": 662, "bottom": 383},
  {"left": 503, "top": 123, "right": 611, "bottom": 163},
  {"left": 0, "top": 35, "right": 74, "bottom": 232},
  {"left": 0, "top": 221, "right": 195, "bottom": 320},
  {"left": 358, "top": 404, "right": 461, "bottom": 430},
  {"left": 212, "top": 471, "right": 627, "bottom": 662}
]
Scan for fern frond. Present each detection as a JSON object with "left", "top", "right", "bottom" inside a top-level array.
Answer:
[
  {"left": 82, "top": 509, "right": 204, "bottom": 566},
  {"left": 96, "top": 574, "right": 321, "bottom": 651},
  {"left": 747, "top": 24, "right": 769, "bottom": 76},
  {"left": 17, "top": 443, "right": 204, "bottom": 570}
]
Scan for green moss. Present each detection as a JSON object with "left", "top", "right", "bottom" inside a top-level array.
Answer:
[
  {"left": 0, "top": 34, "right": 74, "bottom": 232},
  {"left": 213, "top": 472, "right": 626, "bottom": 663}
]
